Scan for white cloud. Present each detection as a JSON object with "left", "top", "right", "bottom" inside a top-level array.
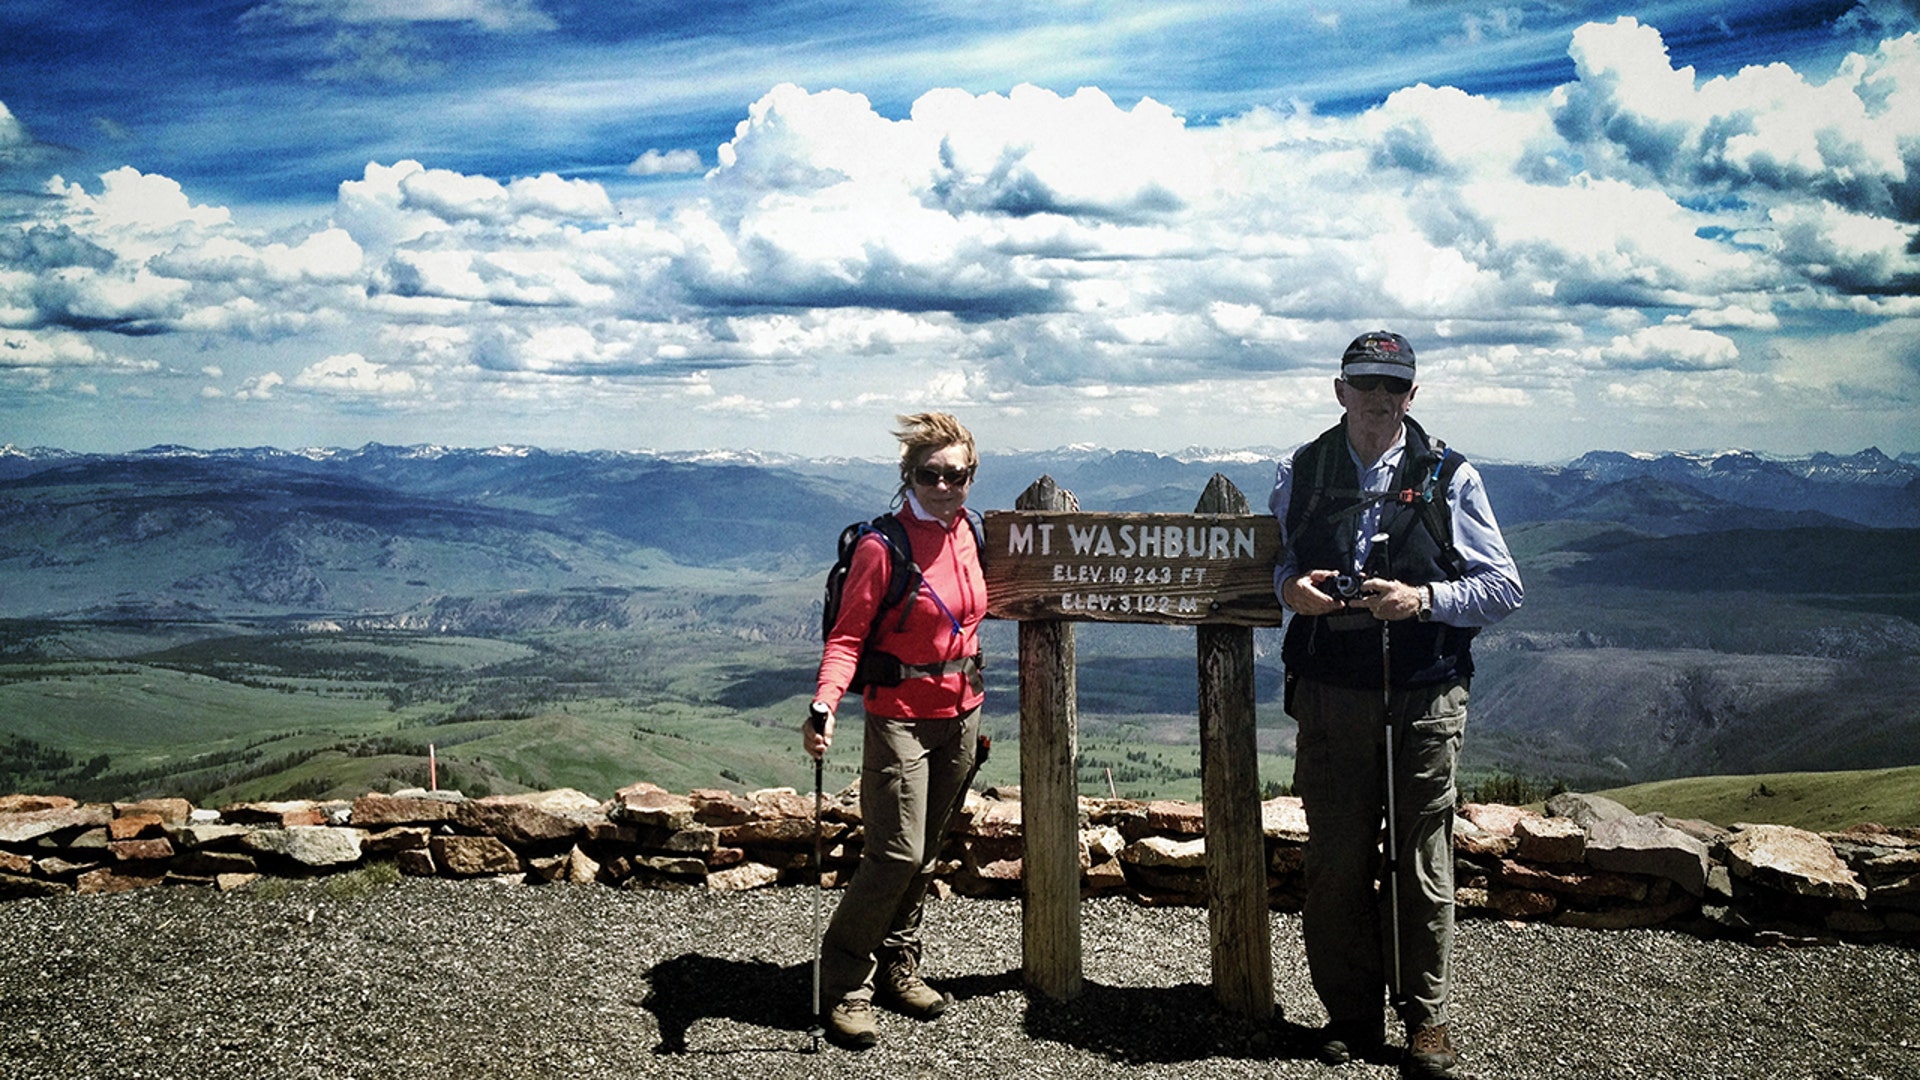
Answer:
[
  {"left": 291, "top": 352, "right": 422, "bottom": 396},
  {"left": 8, "top": 166, "right": 375, "bottom": 340},
  {"left": 158, "top": 228, "right": 364, "bottom": 286},
  {"left": 913, "top": 84, "right": 1213, "bottom": 220},
  {"left": 0, "top": 328, "right": 152, "bottom": 372},
  {"left": 236, "top": 371, "right": 286, "bottom": 400},
  {"left": 335, "top": 161, "right": 457, "bottom": 253},
  {"left": 695, "top": 392, "right": 803, "bottom": 418},
  {"left": 1767, "top": 200, "right": 1920, "bottom": 295},
  {"left": 0, "top": 100, "right": 28, "bottom": 149},
  {"left": 1554, "top": 17, "right": 1920, "bottom": 225},
  {"left": 1687, "top": 304, "right": 1779, "bottom": 331},
  {"left": 397, "top": 167, "right": 515, "bottom": 224},
  {"left": 506, "top": 173, "right": 615, "bottom": 220},
  {"left": 50, "top": 167, "right": 231, "bottom": 242},
  {"left": 1599, "top": 367, "right": 1772, "bottom": 411},
  {"left": 1585, "top": 323, "right": 1741, "bottom": 372},
  {"left": 628, "top": 149, "right": 704, "bottom": 176},
  {"left": 34, "top": 265, "right": 193, "bottom": 329}
]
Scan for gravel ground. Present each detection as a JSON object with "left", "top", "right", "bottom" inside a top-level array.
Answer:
[{"left": 1, "top": 876, "right": 1916, "bottom": 1080}]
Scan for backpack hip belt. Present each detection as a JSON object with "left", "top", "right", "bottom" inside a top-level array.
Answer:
[
  {"left": 896, "top": 652, "right": 984, "bottom": 679},
  {"left": 857, "top": 650, "right": 985, "bottom": 694}
]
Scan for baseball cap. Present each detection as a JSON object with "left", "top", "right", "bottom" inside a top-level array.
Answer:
[{"left": 1340, "top": 331, "right": 1416, "bottom": 381}]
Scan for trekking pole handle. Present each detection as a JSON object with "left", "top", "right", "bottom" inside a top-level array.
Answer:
[{"left": 806, "top": 701, "right": 832, "bottom": 761}]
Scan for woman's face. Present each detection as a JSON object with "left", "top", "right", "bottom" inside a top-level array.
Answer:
[{"left": 909, "top": 442, "right": 974, "bottom": 525}]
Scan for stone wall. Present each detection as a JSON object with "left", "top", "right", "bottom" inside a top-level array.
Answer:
[{"left": 1, "top": 784, "right": 1914, "bottom": 946}]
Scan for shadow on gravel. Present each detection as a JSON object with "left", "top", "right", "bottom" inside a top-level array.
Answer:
[
  {"left": 640, "top": 956, "right": 1323, "bottom": 1067},
  {"left": 642, "top": 954, "right": 816, "bottom": 1056},
  {"left": 640, "top": 954, "right": 1025, "bottom": 1056},
  {"left": 932, "top": 966, "right": 1024, "bottom": 1002},
  {"left": 1023, "top": 979, "right": 1322, "bottom": 1066}
]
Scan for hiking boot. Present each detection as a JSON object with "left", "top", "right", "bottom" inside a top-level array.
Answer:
[
  {"left": 1401, "top": 1023, "right": 1466, "bottom": 1080},
  {"left": 826, "top": 997, "right": 878, "bottom": 1049},
  {"left": 877, "top": 957, "right": 950, "bottom": 1020},
  {"left": 1317, "top": 1018, "right": 1386, "bottom": 1065}
]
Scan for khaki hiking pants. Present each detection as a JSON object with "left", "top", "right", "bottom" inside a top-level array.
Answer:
[
  {"left": 820, "top": 708, "right": 980, "bottom": 1006},
  {"left": 1292, "top": 677, "right": 1469, "bottom": 1031}
]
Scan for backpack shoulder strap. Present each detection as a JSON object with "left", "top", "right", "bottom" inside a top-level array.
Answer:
[
  {"left": 1285, "top": 425, "right": 1347, "bottom": 537},
  {"left": 866, "top": 511, "right": 935, "bottom": 635},
  {"left": 964, "top": 506, "right": 986, "bottom": 569},
  {"left": 868, "top": 512, "right": 917, "bottom": 613},
  {"left": 1411, "top": 437, "right": 1469, "bottom": 578}
]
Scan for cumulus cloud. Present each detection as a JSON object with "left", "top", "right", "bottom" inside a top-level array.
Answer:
[
  {"left": 1584, "top": 323, "right": 1741, "bottom": 372},
  {"left": 0, "top": 328, "right": 153, "bottom": 372},
  {"left": 235, "top": 371, "right": 285, "bottom": 400},
  {"left": 628, "top": 149, "right": 704, "bottom": 176},
  {"left": 0, "top": 167, "right": 378, "bottom": 340},
  {"left": 0, "top": 100, "right": 30, "bottom": 152},
  {"left": 291, "top": 352, "right": 422, "bottom": 396},
  {"left": 0, "top": 99, "right": 61, "bottom": 180},
  {"left": 1554, "top": 18, "right": 1920, "bottom": 224},
  {"left": 51, "top": 167, "right": 231, "bottom": 236}
]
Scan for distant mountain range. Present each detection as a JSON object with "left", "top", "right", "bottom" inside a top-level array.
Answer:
[
  {"left": 5, "top": 440, "right": 1916, "bottom": 534},
  {"left": 0, "top": 437, "right": 1913, "bottom": 619}
]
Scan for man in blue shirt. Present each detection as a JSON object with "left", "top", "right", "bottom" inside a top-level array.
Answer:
[{"left": 1269, "top": 331, "right": 1523, "bottom": 1080}]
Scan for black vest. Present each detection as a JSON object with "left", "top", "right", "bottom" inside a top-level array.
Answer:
[{"left": 1281, "top": 417, "right": 1476, "bottom": 690}]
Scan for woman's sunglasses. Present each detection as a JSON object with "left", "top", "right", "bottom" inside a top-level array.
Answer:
[{"left": 912, "top": 464, "right": 976, "bottom": 488}]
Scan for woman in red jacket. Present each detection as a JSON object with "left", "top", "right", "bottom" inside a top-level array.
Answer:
[{"left": 803, "top": 411, "right": 987, "bottom": 1050}]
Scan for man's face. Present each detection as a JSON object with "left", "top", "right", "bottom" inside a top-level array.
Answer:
[{"left": 1335, "top": 374, "right": 1417, "bottom": 437}]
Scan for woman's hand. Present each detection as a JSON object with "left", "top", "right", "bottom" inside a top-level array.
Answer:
[{"left": 802, "top": 702, "right": 835, "bottom": 760}]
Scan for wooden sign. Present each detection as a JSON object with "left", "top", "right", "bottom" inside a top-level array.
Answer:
[{"left": 982, "top": 510, "right": 1286, "bottom": 627}]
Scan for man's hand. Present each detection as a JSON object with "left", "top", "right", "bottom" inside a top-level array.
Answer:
[
  {"left": 1355, "top": 578, "right": 1423, "bottom": 621},
  {"left": 1283, "top": 571, "right": 1360, "bottom": 616}
]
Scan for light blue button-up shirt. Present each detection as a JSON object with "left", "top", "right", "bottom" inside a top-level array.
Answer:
[{"left": 1268, "top": 426, "right": 1524, "bottom": 628}]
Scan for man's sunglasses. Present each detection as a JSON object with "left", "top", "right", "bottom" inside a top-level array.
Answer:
[
  {"left": 912, "top": 464, "right": 976, "bottom": 487},
  {"left": 1343, "top": 374, "right": 1413, "bottom": 395}
]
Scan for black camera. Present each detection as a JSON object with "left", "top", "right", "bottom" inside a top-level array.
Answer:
[{"left": 1321, "top": 572, "right": 1370, "bottom": 601}]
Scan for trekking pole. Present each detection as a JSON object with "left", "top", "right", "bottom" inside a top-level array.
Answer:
[
  {"left": 807, "top": 701, "right": 829, "bottom": 1053},
  {"left": 1372, "top": 532, "right": 1409, "bottom": 1018}
]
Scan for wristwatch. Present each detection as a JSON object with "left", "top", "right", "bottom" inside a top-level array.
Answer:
[{"left": 1416, "top": 585, "right": 1433, "bottom": 622}]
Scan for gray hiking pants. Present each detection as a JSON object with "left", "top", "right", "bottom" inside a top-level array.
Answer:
[
  {"left": 1292, "top": 677, "right": 1469, "bottom": 1031},
  {"left": 820, "top": 708, "right": 980, "bottom": 1006}
]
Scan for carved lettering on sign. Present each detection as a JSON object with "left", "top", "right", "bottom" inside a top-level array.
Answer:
[{"left": 984, "top": 511, "right": 1286, "bottom": 627}]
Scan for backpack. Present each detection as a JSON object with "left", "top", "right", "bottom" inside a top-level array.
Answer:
[
  {"left": 1286, "top": 420, "right": 1468, "bottom": 579},
  {"left": 821, "top": 508, "right": 985, "bottom": 692}
]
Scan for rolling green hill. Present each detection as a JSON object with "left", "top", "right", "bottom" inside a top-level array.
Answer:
[{"left": 1594, "top": 765, "right": 1920, "bottom": 832}]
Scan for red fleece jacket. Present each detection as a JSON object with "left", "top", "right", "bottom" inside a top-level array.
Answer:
[{"left": 815, "top": 500, "right": 987, "bottom": 720}]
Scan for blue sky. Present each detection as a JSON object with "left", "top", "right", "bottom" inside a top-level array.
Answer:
[{"left": 1, "top": 1, "right": 1916, "bottom": 462}]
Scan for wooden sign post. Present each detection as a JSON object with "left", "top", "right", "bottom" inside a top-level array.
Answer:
[{"left": 985, "top": 474, "right": 1285, "bottom": 1019}]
